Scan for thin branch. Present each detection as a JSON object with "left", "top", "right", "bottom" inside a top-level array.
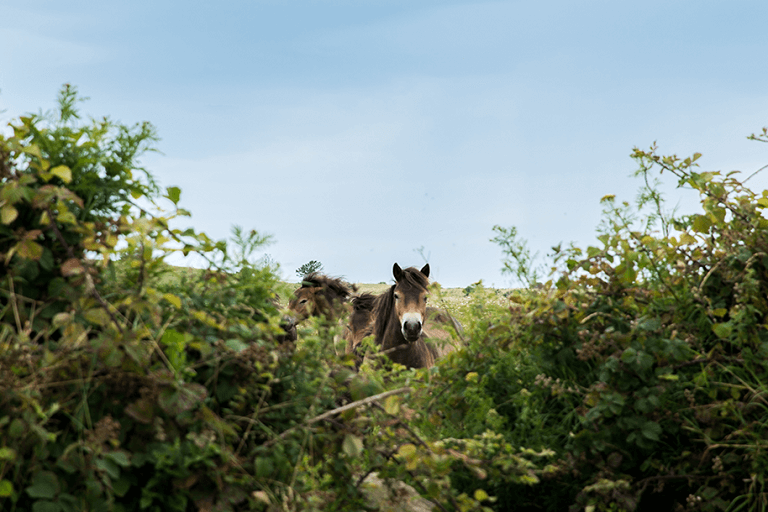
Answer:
[
  {"left": 6, "top": 276, "right": 23, "bottom": 334},
  {"left": 261, "top": 387, "right": 413, "bottom": 449},
  {"left": 743, "top": 163, "right": 768, "bottom": 184},
  {"left": 307, "top": 387, "right": 412, "bottom": 425}
]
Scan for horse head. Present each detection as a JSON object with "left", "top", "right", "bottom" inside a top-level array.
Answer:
[
  {"left": 288, "top": 273, "right": 355, "bottom": 323},
  {"left": 288, "top": 286, "right": 322, "bottom": 321},
  {"left": 392, "top": 263, "right": 430, "bottom": 343}
]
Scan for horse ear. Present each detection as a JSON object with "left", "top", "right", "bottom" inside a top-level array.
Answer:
[
  {"left": 420, "top": 264, "right": 430, "bottom": 278},
  {"left": 393, "top": 263, "right": 404, "bottom": 282}
]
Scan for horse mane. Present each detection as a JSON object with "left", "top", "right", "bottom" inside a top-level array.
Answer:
[
  {"left": 372, "top": 289, "right": 394, "bottom": 345},
  {"left": 373, "top": 267, "right": 429, "bottom": 347},
  {"left": 300, "top": 273, "right": 357, "bottom": 302},
  {"left": 352, "top": 292, "right": 376, "bottom": 312}
]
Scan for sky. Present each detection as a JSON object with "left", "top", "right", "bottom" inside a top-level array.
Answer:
[{"left": 2, "top": 0, "right": 768, "bottom": 287}]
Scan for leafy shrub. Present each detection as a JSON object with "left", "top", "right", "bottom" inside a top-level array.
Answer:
[
  {"left": 0, "top": 87, "right": 508, "bottom": 512},
  {"left": 416, "top": 133, "right": 768, "bottom": 511},
  {"left": 6, "top": 85, "right": 768, "bottom": 512}
]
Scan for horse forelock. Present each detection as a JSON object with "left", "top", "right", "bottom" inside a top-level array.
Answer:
[{"left": 397, "top": 266, "right": 430, "bottom": 291}]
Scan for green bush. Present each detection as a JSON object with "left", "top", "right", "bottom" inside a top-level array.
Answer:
[
  {"left": 5, "top": 85, "right": 768, "bottom": 512},
  {"left": 0, "top": 87, "right": 508, "bottom": 512},
  {"left": 413, "top": 134, "right": 768, "bottom": 511}
]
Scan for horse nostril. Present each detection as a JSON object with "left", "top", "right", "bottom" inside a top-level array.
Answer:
[{"left": 404, "top": 320, "right": 421, "bottom": 333}]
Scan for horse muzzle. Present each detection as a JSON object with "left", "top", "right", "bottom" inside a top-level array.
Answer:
[{"left": 401, "top": 318, "right": 422, "bottom": 343}]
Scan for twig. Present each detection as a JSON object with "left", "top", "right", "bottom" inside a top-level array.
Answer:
[
  {"left": 6, "top": 276, "right": 23, "bottom": 333},
  {"left": 307, "top": 387, "right": 412, "bottom": 425},
  {"left": 261, "top": 387, "right": 412, "bottom": 449},
  {"left": 743, "top": 163, "right": 768, "bottom": 184}
]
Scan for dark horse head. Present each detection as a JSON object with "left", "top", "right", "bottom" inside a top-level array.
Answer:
[
  {"left": 393, "top": 263, "right": 430, "bottom": 342},
  {"left": 288, "top": 273, "right": 356, "bottom": 323},
  {"left": 374, "top": 263, "right": 430, "bottom": 345},
  {"left": 371, "top": 263, "right": 460, "bottom": 369}
]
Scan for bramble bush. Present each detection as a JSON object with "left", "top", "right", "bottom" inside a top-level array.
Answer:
[
  {"left": 411, "top": 132, "right": 768, "bottom": 511},
  {"left": 0, "top": 87, "right": 516, "bottom": 512},
  {"left": 4, "top": 85, "right": 768, "bottom": 512}
]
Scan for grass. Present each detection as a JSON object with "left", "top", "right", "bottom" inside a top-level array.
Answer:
[
  {"left": 148, "top": 263, "right": 517, "bottom": 328},
  {"left": 288, "top": 279, "right": 516, "bottom": 329}
]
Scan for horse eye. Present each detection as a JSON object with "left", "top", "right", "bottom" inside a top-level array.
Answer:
[
  {"left": 300, "top": 299, "right": 308, "bottom": 304},
  {"left": 394, "top": 293, "right": 400, "bottom": 301},
  {"left": 424, "top": 296, "right": 428, "bottom": 303}
]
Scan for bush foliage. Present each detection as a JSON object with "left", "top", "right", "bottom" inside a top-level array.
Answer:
[{"left": 2, "top": 86, "right": 768, "bottom": 512}]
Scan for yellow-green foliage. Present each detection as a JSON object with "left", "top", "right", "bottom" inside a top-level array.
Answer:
[
  {"left": 4, "top": 86, "right": 768, "bottom": 512},
  {"left": 0, "top": 87, "right": 516, "bottom": 512}
]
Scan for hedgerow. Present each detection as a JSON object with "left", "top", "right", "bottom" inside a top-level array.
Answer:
[
  {"left": 3, "top": 85, "right": 768, "bottom": 512},
  {"left": 413, "top": 134, "right": 768, "bottom": 511},
  {"left": 0, "top": 86, "right": 522, "bottom": 512}
]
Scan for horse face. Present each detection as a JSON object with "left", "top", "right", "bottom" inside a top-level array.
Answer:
[
  {"left": 288, "top": 287, "right": 321, "bottom": 321},
  {"left": 392, "top": 264, "right": 429, "bottom": 343}
]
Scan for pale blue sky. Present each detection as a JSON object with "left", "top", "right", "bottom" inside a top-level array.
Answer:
[{"left": 2, "top": 1, "right": 768, "bottom": 287}]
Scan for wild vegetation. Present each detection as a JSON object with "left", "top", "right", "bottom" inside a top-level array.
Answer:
[{"left": 2, "top": 86, "right": 768, "bottom": 511}]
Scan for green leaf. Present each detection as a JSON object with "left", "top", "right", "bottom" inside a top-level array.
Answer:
[
  {"left": 637, "top": 352, "right": 654, "bottom": 371},
  {"left": 32, "top": 501, "right": 60, "bottom": 512},
  {"left": 0, "top": 480, "right": 13, "bottom": 497},
  {"left": 621, "top": 348, "right": 637, "bottom": 363},
  {"left": 638, "top": 317, "right": 661, "bottom": 331},
  {"left": 58, "top": 494, "right": 81, "bottom": 512},
  {"left": 641, "top": 421, "right": 662, "bottom": 441},
  {"left": 691, "top": 215, "right": 712, "bottom": 233},
  {"left": 474, "top": 489, "right": 490, "bottom": 501},
  {"left": 384, "top": 395, "right": 401, "bottom": 416},
  {"left": 26, "top": 471, "right": 60, "bottom": 499},
  {"left": 0, "top": 447, "right": 16, "bottom": 461},
  {"left": 16, "top": 240, "right": 44, "bottom": 260},
  {"left": 83, "top": 308, "right": 112, "bottom": 327},
  {"left": 1, "top": 205, "right": 18, "bottom": 224},
  {"left": 104, "top": 451, "right": 131, "bottom": 467},
  {"left": 166, "top": 186, "right": 181, "bottom": 205},
  {"left": 713, "top": 323, "right": 732, "bottom": 339},
  {"left": 50, "top": 165, "right": 72, "bottom": 183},
  {"left": 95, "top": 457, "right": 121, "bottom": 480},
  {"left": 225, "top": 339, "right": 248, "bottom": 352},
  {"left": 23, "top": 144, "right": 43, "bottom": 161},
  {"left": 9, "top": 418, "right": 25, "bottom": 438},
  {"left": 163, "top": 293, "right": 182, "bottom": 309},
  {"left": 112, "top": 476, "right": 131, "bottom": 497},
  {"left": 342, "top": 434, "right": 363, "bottom": 458}
]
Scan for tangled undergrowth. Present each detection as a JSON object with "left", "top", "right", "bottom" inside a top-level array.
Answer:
[{"left": 3, "top": 86, "right": 768, "bottom": 512}]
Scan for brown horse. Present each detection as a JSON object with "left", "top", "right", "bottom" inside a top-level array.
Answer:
[
  {"left": 347, "top": 292, "right": 377, "bottom": 356},
  {"left": 288, "top": 273, "right": 357, "bottom": 323},
  {"left": 370, "top": 263, "right": 461, "bottom": 369}
]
